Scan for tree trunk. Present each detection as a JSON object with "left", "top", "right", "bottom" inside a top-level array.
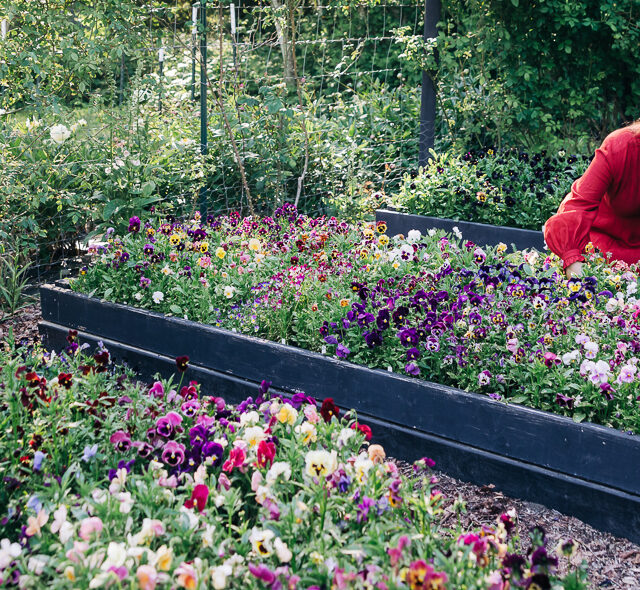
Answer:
[{"left": 269, "top": 0, "right": 297, "bottom": 90}]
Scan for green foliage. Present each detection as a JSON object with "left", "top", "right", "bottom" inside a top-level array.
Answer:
[
  {"left": 0, "top": 0, "right": 158, "bottom": 109},
  {"left": 394, "top": 0, "right": 640, "bottom": 150},
  {"left": 389, "top": 147, "right": 590, "bottom": 230},
  {"left": 0, "top": 237, "right": 32, "bottom": 317}
]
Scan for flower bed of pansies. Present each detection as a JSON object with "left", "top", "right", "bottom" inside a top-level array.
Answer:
[
  {"left": 0, "top": 337, "right": 588, "bottom": 589},
  {"left": 387, "top": 148, "right": 590, "bottom": 231},
  {"left": 72, "top": 204, "right": 640, "bottom": 434}
]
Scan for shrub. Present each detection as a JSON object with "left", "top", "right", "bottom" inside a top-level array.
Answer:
[{"left": 388, "top": 147, "right": 590, "bottom": 231}]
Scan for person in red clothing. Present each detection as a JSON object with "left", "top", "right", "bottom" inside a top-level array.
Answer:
[{"left": 544, "top": 120, "right": 640, "bottom": 278}]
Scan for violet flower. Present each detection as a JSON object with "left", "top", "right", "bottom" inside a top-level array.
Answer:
[
  {"left": 109, "top": 431, "right": 132, "bottom": 452},
  {"left": 32, "top": 451, "right": 45, "bottom": 472},
  {"left": 161, "top": 440, "right": 186, "bottom": 466},
  {"left": 336, "top": 343, "right": 350, "bottom": 359}
]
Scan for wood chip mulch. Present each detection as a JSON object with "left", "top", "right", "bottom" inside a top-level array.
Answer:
[
  {"left": 394, "top": 460, "right": 640, "bottom": 589},
  {"left": 2, "top": 304, "right": 639, "bottom": 588},
  {"left": 0, "top": 304, "right": 42, "bottom": 346}
]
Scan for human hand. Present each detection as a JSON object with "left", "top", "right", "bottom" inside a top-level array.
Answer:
[{"left": 565, "top": 261, "right": 583, "bottom": 279}]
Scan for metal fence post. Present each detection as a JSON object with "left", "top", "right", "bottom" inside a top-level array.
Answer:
[
  {"left": 119, "top": 52, "right": 125, "bottom": 106},
  {"left": 418, "top": 0, "right": 441, "bottom": 167},
  {"left": 191, "top": 5, "right": 198, "bottom": 101},
  {"left": 158, "top": 47, "right": 165, "bottom": 114},
  {"left": 199, "top": 1, "right": 208, "bottom": 217}
]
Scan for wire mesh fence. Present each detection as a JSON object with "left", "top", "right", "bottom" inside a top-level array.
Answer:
[{"left": 0, "top": 0, "right": 426, "bottom": 304}]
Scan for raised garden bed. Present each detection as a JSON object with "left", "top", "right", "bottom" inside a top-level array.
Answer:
[
  {"left": 376, "top": 209, "right": 546, "bottom": 251},
  {"left": 40, "top": 282, "right": 640, "bottom": 543}
]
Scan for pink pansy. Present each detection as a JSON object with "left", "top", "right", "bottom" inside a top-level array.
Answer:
[
  {"left": 66, "top": 541, "right": 89, "bottom": 564},
  {"left": 156, "top": 412, "right": 184, "bottom": 438},
  {"left": 251, "top": 471, "right": 263, "bottom": 492},
  {"left": 543, "top": 352, "right": 560, "bottom": 367},
  {"left": 159, "top": 474, "right": 178, "bottom": 488},
  {"left": 184, "top": 484, "right": 209, "bottom": 513},
  {"left": 304, "top": 405, "right": 320, "bottom": 424},
  {"left": 25, "top": 509, "right": 49, "bottom": 537},
  {"left": 161, "top": 440, "right": 186, "bottom": 466},
  {"left": 149, "top": 382, "right": 164, "bottom": 399},
  {"left": 79, "top": 516, "right": 103, "bottom": 540},
  {"left": 181, "top": 400, "right": 201, "bottom": 417},
  {"left": 506, "top": 338, "right": 519, "bottom": 354},
  {"left": 248, "top": 564, "right": 276, "bottom": 585},
  {"left": 137, "top": 565, "right": 158, "bottom": 590},
  {"left": 387, "top": 535, "right": 410, "bottom": 567},
  {"left": 175, "top": 562, "right": 197, "bottom": 589},
  {"left": 617, "top": 364, "right": 636, "bottom": 384},
  {"left": 109, "top": 430, "right": 132, "bottom": 452},
  {"left": 196, "top": 414, "right": 216, "bottom": 429},
  {"left": 222, "top": 447, "right": 246, "bottom": 473},
  {"left": 218, "top": 473, "right": 232, "bottom": 491},
  {"left": 486, "top": 570, "right": 505, "bottom": 590},
  {"left": 108, "top": 566, "right": 128, "bottom": 581}
]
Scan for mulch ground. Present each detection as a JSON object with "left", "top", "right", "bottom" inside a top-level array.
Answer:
[
  {"left": 395, "top": 461, "right": 640, "bottom": 589},
  {"left": 2, "top": 303, "right": 639, "bottom": 589}
]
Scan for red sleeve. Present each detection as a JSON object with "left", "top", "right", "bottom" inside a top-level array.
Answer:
[{"left": 544, "top": 140, "right": 615, "bottom": 269}]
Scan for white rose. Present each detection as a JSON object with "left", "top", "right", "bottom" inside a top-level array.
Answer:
[{"left": 50, "top": 124, "right": 71, "bottom": 144}]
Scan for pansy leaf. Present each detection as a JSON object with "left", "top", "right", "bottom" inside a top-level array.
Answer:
[{"left": 170, "top": 304, "right": 182, "bottom": 315}]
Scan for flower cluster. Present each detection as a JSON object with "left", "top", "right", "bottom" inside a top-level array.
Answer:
[
  {"left": 0, "top": 341, "right": 587, "bottom": 589},
  {"left": 74, "top": 205, "right": 640, "bottom": 433}
]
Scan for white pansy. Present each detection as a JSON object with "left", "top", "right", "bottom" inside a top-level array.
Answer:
[
  {"left": 304, "top": 449, "right": 338, "bottom": 478},
  {"left": 239, "top": 410, "right": 260, "bottom": 426},
  {"left": 353, "top": 455, "right": 374, "bottom": 483},
  {"left": 274, "top": 538, "right": 292, "bottom": 563},
  {"left": 59, "top": 521, "right": 74, "bottom": 544},
  {"left": 115, "top": 492, "right": 134, "bottom": 514},
  {"left": 605, "top": 298, "right": 618, "bottom": 313},
  {"left": 561, "top": 350, "right": 580, "bottom": 365},
  {"left": 25, "top": 118, "right": 41, "bottom": 132},
  {"left": 211, "top": 564, "right": 233, "bottom": 589},
  {"left": 406, "top": 229, "right": 421, "bottom": 243},
  {"left": 266, "top": 461, "right": 292, "bottom": 486},
  {"left": 336, "top": 428, "right": 356, "bottom": 447},
  {"left": 27, "top": 555, "right": 48, "bottom": 575},
  {"left": 0, "top": 538, "right": 21, "bottom": 569},
  {"left": 583, "top": 341, "right": 599, "bottom": 359},
  {"left": 152, "top": 291, "right": 164, "bottom": 304},
  {"left": 243, "top": 425, "right": 266, "bottom": 447},
  {"left": 109, "top": 468, "right": 127, "bottom": 494},
  {"left": 249, "top": 528, "right": 274, "bottom": 556},
  {"left": 100, "top": 542, "right": 127, "bottom": 571},
  {"left": 224, "top": 286, "right": 235, "bottom": 299}
]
